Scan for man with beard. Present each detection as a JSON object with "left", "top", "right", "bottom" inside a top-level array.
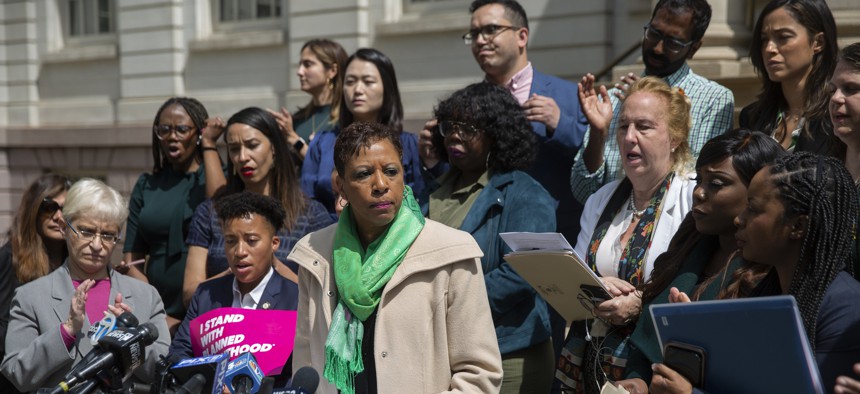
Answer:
[{"left": 570, "top": 0, "right": 734, "bottom": 205}]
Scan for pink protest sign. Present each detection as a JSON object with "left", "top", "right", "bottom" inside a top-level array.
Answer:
[{"left": 189, "top": 307, "right": 296, "bottom": 376}]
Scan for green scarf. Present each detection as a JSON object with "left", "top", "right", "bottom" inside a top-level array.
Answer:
[{"left": 324, "top": 185, "right": 425, "bottom": 394}]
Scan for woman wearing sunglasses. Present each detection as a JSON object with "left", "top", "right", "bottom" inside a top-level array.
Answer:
[
  {"left": 422, "top": 82, "right": 556, "bottom": 392},
  {"left": 120, "top": 97, "right": 225, "bottom": 334},
  {"left": 0, "top": 174, "right": 71, "bottom": 393}
]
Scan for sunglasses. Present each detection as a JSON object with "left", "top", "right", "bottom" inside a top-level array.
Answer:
[{"left": 39, "top": 198, "right": 63, "bottom": 214}]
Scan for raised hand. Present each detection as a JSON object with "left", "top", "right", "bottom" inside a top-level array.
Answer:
[
  {"left": 613, "top": 72, "right": 640, "bottom": 101},
  {"left": 578, "top": 73, "right": 613, "bottom": 134},
  {"left": 64, "top": 279, "right": 95, "bottom": 335},
  {"left": 419, "top": 119, "right": 440, "bottom": 169},
  {"left": 200, "top": 117, "right": 226, "bottom": 148}
]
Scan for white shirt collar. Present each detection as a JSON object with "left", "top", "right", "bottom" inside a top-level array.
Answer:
[{"left": 231, "top": 267, "right": 275, "bottom": 309}]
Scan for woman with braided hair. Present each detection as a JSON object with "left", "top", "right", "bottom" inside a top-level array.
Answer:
[{"left": 647, "top": 152, "right": 860, "bottom": 394}]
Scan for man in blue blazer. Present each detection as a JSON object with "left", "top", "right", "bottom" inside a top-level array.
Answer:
[
  {"left": 169, "top": 192, "right": 299, "bottom": 386},
  {"left": 465, "top": 0, "right": 587, "bottom": 364},
  {"left": 420, "top": 0, "right": 587, "bottom": 244}
]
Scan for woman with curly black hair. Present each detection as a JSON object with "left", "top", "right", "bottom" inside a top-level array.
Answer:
[{"left": 422, "top": 81, "right": 555, "bottom": 392}]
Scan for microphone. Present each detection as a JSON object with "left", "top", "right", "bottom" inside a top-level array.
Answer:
[
  {"left": 169, "top": 353, "right": 229, "bottom": 394},
  {"left": 50, "top": 323, "right": 159, "bottom": 394},
  {"left": 224, "top": 352, "right": 264, "bottom": 394},
  {"left": 175, "top": 373, "right": 207, "bottom": 394},
  {"left": 282, "top": 366, "right": 320, "bottom": 394},
  {"left": 257, "top": 377, "right": 275, "bottom": 394}
]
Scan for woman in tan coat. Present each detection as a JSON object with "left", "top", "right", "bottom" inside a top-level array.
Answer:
[{"left": 289, "top": 121, "right": 502, "bottom": 394}]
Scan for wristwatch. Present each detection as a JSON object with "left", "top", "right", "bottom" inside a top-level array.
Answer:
[{"left": 293, "top": 139, "right": 305, "bottom": 151}]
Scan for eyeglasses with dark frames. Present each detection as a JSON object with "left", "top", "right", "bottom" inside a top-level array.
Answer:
[
  {"left": 438, "top": 120, "right": 483, "bottom": 142},
  {"left": 39, "top": 198, "right": 63, "bottom": 214},
  {"left": 66, "top": 221, "right": 121, "bottom": 245},
  {"left": 153, "top": 124, "right": 197, "bottom": 140},
  {"left": 643, "top": 23, "right": 694, "bottom": 54},
  {"left": 462, "top": 24, "right": 519, "bottom": 46}
]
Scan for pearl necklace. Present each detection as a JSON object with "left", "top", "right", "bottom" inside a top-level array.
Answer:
[{"left": 628, "top": 193, "right": 648, "bottom": 220}]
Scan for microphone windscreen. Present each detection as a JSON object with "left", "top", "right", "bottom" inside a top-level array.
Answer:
[
  {"left": 115, "top": 311, "right": 139, "bottom": 328},
  {"left": 170, "top": 353, "right": 230, "bottom": 394},
  {"left": 289, "top": 366, "right": 320, "bottom": 394},
  {"left": 257, "top": 377, "right": 275, "bottom": 394},
  {"left": 224, "top": 352, "right": 264, "bottom": 394},
  {"left": 137, "top": 322, "right": 160, "bottom": 346}
]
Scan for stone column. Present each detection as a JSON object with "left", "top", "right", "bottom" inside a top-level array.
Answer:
[{"left": 116, "top": 0, "right": 187, "bottom": 123}]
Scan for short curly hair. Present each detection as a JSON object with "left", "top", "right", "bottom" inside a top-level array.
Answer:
[
  {"left": 432, "top": 82, "right": 536, "bottom": 172},
  {"left": 333, "top": 121, "right": 403, "bottom": 176},
  {"left": 214, "top": 191, "right": 286, "bottom": 233}
]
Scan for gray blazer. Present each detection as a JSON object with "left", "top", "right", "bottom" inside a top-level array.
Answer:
[{"left": 0, "top": 262, "right": 170, "bottom": 392}]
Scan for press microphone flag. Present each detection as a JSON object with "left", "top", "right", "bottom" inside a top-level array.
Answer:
[
  {"left": 224, "top": 352, "right": 264, "bottom": 394},
  {"left": 170, "top": 353, "right": 229, "bottom": 394}
]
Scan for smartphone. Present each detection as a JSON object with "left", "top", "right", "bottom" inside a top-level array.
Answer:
[
  {"left": 663, "top": 341, "right": 705, "bottom": 388},
  {"left": 580, "top": 284, "right": 611, "bottom": 303}
]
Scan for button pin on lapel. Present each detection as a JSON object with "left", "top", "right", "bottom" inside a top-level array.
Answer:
[{"left": 262, "top": 302, "right": 271, "bottom": 310}]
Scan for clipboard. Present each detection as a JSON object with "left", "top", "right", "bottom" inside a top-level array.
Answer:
[
  {"left": 501, "top": 232, "right": 610, "bottom": 322},
  {"left": 650, "top": 296, "right": 824, "bottom": 393}
]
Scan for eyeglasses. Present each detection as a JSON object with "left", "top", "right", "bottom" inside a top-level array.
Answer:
[
  {"left": 643, "top": 24, "right": 694, "bottom": 54},
  {"left": 66, "top": 221, "right": 120, "bottom": 245},
  {"left": 462, "top": 24, "right": 519, "bottom": 46},
  {"left": 153, "top": 124, "right": 196, "bottom": 140},
  {"left": 438, "top": 120, "right": 482, "bottom": 142},
  {"left": 39, "top": 198, "right": 63, "bottom": 214}
]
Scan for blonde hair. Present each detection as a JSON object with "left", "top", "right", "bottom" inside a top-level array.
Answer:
[
  {"left": 625, "top": 76, "right": 693, "bottom": 172},
  {"left": 63, "top": 178, "right": 128, "bottom": 230}
]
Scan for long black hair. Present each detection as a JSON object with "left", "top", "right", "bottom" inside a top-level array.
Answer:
[
  {"left": 338, "top": 48, "right": 404, "bottom": 132},
  {"left": 754, "top": 153, "right": 858, "bottom": 349},
  {"left": 223, "top": 107, "right": 306, "bottom": 231},
  {"left": 641, "top": 129, "right": 786, "bottom": 304},
  {"left": 745, "top": 0, "right": 837, "bottom": 149}
]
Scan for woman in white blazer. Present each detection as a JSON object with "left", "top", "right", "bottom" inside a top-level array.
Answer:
[{"left": 557, "top": 77, "right": 695, "bottom": 392}]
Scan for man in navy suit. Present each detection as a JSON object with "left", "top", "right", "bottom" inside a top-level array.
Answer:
[
  {"left": 420, "top": 0, "right": 587, "bottom": 243},
  {"left": 170, "top": 192, "right": 299, "bottom": 385}
]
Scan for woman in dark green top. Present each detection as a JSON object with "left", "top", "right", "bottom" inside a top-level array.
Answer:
[
  {"left": 120, "top": 97, "right": 224, "bottom": 333},
  {"left": 615, "top": 129, "right": 785, "bottom": 393}
]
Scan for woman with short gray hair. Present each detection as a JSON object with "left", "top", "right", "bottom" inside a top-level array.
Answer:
[{"left": 1, "top": 178, "right": 170, "bottom": 392}]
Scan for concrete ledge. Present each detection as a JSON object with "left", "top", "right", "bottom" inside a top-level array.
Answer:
[
  {"left": 0, "top": 125, "right": 151, "bottom": 148},
  {"left": 376, "top": 11, "right": 466, "bottom": 37},
  {"left": 42, "top": 44, "right": 118, "bottom": 64},
  {"left": 188, "top": 29, "right": 284, "bottom": 52}
]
